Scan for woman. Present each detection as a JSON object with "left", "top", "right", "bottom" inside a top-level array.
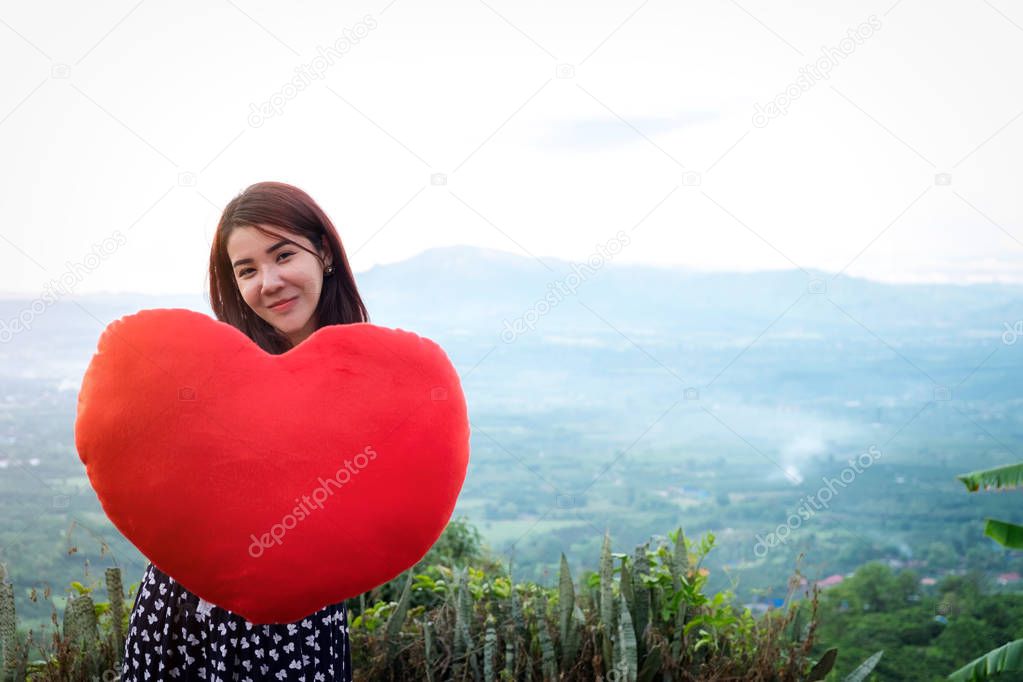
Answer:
[{"left": 120, "top": 181, "right": 368, "bottom": 681}]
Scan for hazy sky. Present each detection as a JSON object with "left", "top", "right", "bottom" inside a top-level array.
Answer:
[{"left": 1, "top": 0, "right": 1021, "bottom": 296}]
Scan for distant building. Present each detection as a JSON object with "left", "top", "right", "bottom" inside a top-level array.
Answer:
[
  {"left": 920, "top": 577, "right": 937, "bottom": 586},
  {"left": 815, "top": 574, "right": 844, "bottom": 588},
  {"left": 997, "top": 572, "right": 1021, "bottom": 585}
]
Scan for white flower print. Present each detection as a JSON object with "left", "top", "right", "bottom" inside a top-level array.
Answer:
[{"left": 119, "top": 563, "right": 351, "bottom": 680}]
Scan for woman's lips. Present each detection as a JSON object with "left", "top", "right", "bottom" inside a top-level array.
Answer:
[{"left": 268, "top": 297, "right": 297, "bottom": 312}]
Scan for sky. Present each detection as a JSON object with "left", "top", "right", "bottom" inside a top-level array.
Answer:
[{"left": 1, "top": 0, "right": 1022, "bottom": 296}]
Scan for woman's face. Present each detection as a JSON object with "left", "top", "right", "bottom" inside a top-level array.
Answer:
[{"left": 226, "top": 224, "right": 333, "bottom": 348}]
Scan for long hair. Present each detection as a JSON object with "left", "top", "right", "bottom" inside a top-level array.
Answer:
[{"left": 206, "top": 182, "right": 369, "bottom": 354}]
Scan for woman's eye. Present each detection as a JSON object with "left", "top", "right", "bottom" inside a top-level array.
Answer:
[{"left": 237, "top": 252, "right": 295, "bottom": 278}]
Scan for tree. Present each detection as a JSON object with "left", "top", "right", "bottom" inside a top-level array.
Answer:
[{"left": 924, "top": 541, "right": 957, "bottom": 569}]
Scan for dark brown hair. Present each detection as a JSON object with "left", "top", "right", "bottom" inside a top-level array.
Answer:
[{"left": 206, "top": 181, "right": 369, "bottom": 354}]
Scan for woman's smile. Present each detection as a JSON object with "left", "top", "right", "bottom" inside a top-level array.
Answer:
[{"left": 268, "top": 297, "right": 298, "bottom": 312}]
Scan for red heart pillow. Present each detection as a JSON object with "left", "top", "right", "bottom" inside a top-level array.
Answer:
[{"left": 75, "top": 308, "right": 470, "bottom": 624}]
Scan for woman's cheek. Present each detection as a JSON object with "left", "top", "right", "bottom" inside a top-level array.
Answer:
[{"left": 240, "top": 285, "right": 259, "bottom": 312}]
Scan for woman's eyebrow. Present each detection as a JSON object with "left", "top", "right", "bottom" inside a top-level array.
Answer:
[{"left": 232, "top": 240, "right": 296, "bottom": 268}]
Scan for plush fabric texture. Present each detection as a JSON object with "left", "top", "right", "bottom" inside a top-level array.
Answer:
[{"left": 75, "top": 308, "right": 470, "bottom": 624}]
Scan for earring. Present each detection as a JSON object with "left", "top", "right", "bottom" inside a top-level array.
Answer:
[{"left": 324, "top": 265, "right": 336, "bottom": 276}]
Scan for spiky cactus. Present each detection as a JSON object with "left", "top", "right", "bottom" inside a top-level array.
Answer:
[
  {"left": 385, "top": 570, "right": 413, "bottom": 669},
  {"left": 536, "top": 592, "right": 557, "bottom": 680},
  {"left": 2, "top": 524, "right": 833, "bottom": 679},
  {"left": 63, "top": 592, "right": 99, "bottom": 646},
  {"left": 484, "top": 613, "right": 497, "bottom": 682},
  {"left": 0, "top": 564, "right": 19, "bottom": 682},
  {"left": 502, "top": 623, "right": 515, "bottom": 681},
  {"left": 599, "top": 531, "right": 614, "bottom": 673},
  {"left": 62, "top": 590, "right": 103, "bottom": 679},
  {"left": 451, "top": 566, "right": 480, "bottom": 680},
  {"left": 558, "top": 553, "right": 580, "bottom": 671},
  {"left": 423, "top": 617, "right": 435, "bottom": 682},
  {"left": 669, "top": 527, "right": 689, "bottom": 660},
  {"left": 452, "top": 567, "right": 467, "bottom": 680},
  {"left": 509, "top": 566, "right": 527, "bottom": 677},
  {"left": 105, "top": 567, "right": 126, "bottom": 670},
  {"left": 631, "top": 543, "right": 651, "bottom": 662},
  {"left": 615, "top": 594, "right": 638, "bottom": 681}
]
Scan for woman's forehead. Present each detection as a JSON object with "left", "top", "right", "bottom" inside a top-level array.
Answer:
[{"left": 227, "top": 224, "right": 305, "bottom": 256}]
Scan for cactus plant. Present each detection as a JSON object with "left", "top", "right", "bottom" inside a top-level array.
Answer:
[
  {"left": 631, "top": 543, "right": 650, "bottom": 663},
  {"left": 669, "top": 527, "right": 689, "bottom": 661},
  {"left": 1, "top": 525, "right": 835, "bottom": 681},
  {"left": 599, "top": 530, "right": 614, "bottom": 673},
  {"left": 615, "top": 594, "right": 638, "bottom": 682},
  {"left": 385, "top": 570, "right": 414, "bottom": 669},
  {"left": 536, "top": 593, "right": 556, "bottom": 680},
  {"left": 105, "top": 567, "right": 125, "bottom": 670},
  {"left": 1, "top": 567, "right": 19, "bottom": 682},
  {"left": 502, "top": 623, "right": 515, "bottom": 680},
  {"left": 423, "top": 617, "right": 435, "bottom": 682},
  {"left": 451, "top": 565, "right": 480, "bottom": 681},
  {"left": 484, "top": 613, "right": 497, "bottom": 682},
  {"left": 63, "top": 592, "right": 98, "bottom": 646},
  {"left": 557, "top": 553, "right": 580, "bottom": 670}
]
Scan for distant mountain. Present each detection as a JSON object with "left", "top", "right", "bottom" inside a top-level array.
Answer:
[
  {"left": 0, "top": 245, "right": 1020, "bottom": 370},
  {"left": 354, "top": 246, "right": 1023, "bottom": 343}
]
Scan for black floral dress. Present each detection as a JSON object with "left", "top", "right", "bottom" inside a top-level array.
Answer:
[{"left": 120, "top": 562, "right": 353, "bottom": 681}]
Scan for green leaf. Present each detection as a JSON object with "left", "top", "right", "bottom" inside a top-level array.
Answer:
[
  {"left": 638, "top": 646, "right": 662, "bottom": 682},
  {"left": 957, "top": 462, "right": 1023, "bottom": 492},
  {"left": 948, "top": 639, "right": 1023, "bottom": 681},
  {"left": 808, "top": 648, "right": 837, "bottom": 681},
  {"left": 983, "top": 519, "right": 1023, "bottom": 549},
  {"left": 844, "top": 650, "right": 883, "bottom": 682},
  {"left": 385, "top": 571, "right": 413, "bottom": 647}
]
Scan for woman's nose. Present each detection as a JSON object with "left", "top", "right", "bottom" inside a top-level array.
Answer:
[{"left": 260, "top": 266, "right": 285, "bottom": 293}]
